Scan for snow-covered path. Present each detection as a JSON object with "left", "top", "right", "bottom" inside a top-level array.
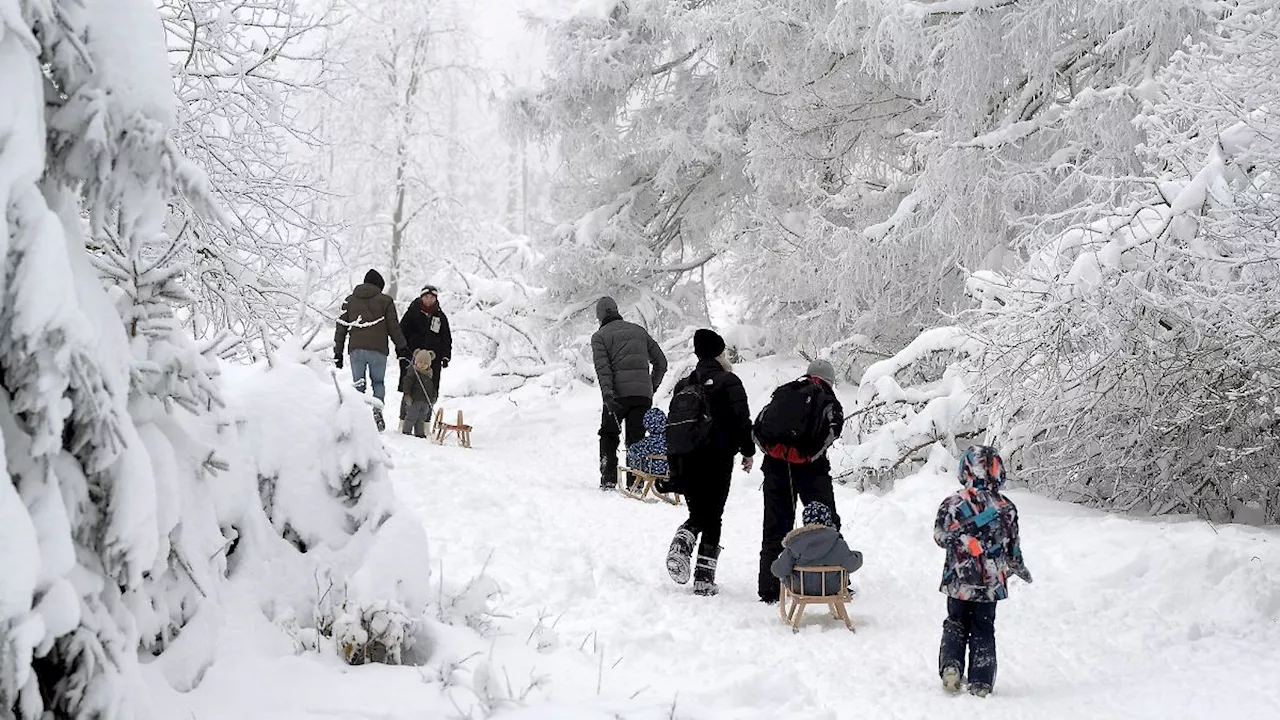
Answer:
[{"left": 390, "top": 362, "right": 1280, "bottom": 720}]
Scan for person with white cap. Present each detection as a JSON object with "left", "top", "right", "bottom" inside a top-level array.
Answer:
[
  {"left": 398, "top": 284, "right": 452, "bottom": 426},
  {"left": 751, "top": 358, "right": 846, "bottom": 603}
]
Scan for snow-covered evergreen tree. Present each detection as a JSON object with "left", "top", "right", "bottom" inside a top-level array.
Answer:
[{"left": 2, "top": 2, "right": 431, "bottom": 716}]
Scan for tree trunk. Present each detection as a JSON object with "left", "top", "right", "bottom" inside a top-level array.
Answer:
[{"left": 390, "top": 140, "right": 408, "bottom": 299}]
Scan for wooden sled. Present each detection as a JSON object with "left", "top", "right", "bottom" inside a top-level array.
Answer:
[
  {"left": 431, "top": 408, "right": 472, "bottom": 448},
  {"left": 617, "top": 455, "right": 681, "bottom": 505},
  {"left": 779, "top": 566, "right": 855, "bottom": 634}
]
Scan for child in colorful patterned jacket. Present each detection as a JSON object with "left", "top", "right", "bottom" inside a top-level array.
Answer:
[{"left": 934, "top": 445, "right": 1032, "bottom": 698}]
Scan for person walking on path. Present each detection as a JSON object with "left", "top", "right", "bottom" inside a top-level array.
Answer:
[
  {"left": 753, "top": 359, "right": 845, "bottom": 603},
  {"left": 334, "top": 269, "right": 407, "bottom": 431},
  {"left": 401, "top": 349, "right": 438, "bottom": 438},
  {"left": 664, "top": 329, "right": 755, "bottom": 596},
  {"left": 398, "top": 284, "right": 452, "bottom": 426},
  {"left": 591, "top": 296, "right": 668, "bottom": 491},
  {"left": 934, "top": 445, "right": 1032, "bottom": 697}
]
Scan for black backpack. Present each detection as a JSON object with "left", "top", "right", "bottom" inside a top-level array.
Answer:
[
  {"left": 753, "top": 378, "right": 834, "bottom": 463},
  {"left": 666, "top": 371, "right": 715, "bottom": 455}
]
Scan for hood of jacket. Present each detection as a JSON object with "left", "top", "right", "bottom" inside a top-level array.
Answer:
[
  {"left": 352, "top": 283, "right": 382, "bottom": 299},
  {"left": 642, "top": 407, "right": 666, "bottom": 434},
  {"left": 782, "top": 524, "right": 842, "bottom": 558}
]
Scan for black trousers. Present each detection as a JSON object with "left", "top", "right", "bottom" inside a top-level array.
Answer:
[
  {"left": 598, "top": 396, "right": 652, "bottom": 485},
  {"left": 675, "top": 452, "right": 734, "bottom": 554},
  {"left": 757, "top": 457, "right": 841, "bottom": 600},
  {"left": 939, "top": 597, "right": 998, "bottom": 688}
]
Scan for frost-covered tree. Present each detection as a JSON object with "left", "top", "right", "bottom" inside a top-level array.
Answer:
[
  {"left": 961, "top": 0, "right": 1280, "bottom": 521},
  {"left": 158, "top": 0, "right": 339, "bottom": 340},
  {"left": 515, "top": 0, "right": 736, "bottom": 339},
  {"left": 320, "top": 0, "right": 480, "bottom": 300},
  {"left": 525, "top": 0, "right": 1217, "bottom": 360}
]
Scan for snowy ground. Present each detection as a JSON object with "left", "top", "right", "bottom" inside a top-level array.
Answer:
[{"left": 157, "top": 357, "right": 1280, "bottom": 719}]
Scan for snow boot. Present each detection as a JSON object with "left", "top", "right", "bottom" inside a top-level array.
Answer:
[
  {"left": 372, "top": 407, "right": 385, "bottom": 432},
  {"left": 969, "top": 683, "right": 991, "bottom": 698},
  {"left": 692, "top": 545, "right": 721, "bottom": 596},
  {"left": 666, "top": 525, "right": 696, "bottom": 585},
  {"left": 599, "top": 440, "right": 618, "bottom": 491},
  {"left": 941, "top": 666, "right": 962, "bottom": 693}
]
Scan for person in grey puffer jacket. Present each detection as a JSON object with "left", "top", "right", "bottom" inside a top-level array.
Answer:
[
  {"left": 591, "top": 296, "right": 668, "bottom": 490},
  {"left": 770, "top": 501, "right": 863, "bottom": 596}
]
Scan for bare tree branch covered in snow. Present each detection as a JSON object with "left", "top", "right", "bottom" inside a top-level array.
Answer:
[
  {"left": 847, "top": 0, "right": 1280, "bottom": 522},
  {"left": 157, "top": 0, "right": 341, "bottom": 341},
  {"left": 523, "top": 0, "right": 1217, "bottom": 362}
]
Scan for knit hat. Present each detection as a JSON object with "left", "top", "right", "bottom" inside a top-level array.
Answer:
[
  {"left": 420, "top": 284, "right": 439, "bottom": 296},
  {"left": 693, "top": 329, "right": 726, "bottom": 360},
  {"left": 802, "top": 501, "right": 836, "bottom": 529},
  {"left": 363, "top": 269, "right": 385, "bottom": 291},
  {"left": 806, "top": 359, "right": 837, "bottom": 386},
  {"left": 596, "top": 296, "right": 619, "bottom": 322},
  {"left": 412, "top": 349, "right": 436, "bottom": 367}
]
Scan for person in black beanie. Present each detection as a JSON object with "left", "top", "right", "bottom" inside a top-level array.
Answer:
[
  {"left": 664, "top": 329, "right": 755, "bottom": 596},
  {"left": 334, "top": 269, "right": 407, "bottom": 431}
]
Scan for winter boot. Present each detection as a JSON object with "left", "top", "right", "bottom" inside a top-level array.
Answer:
[
  {"left": 372, "top": 407, "right": 385, "bottom": 432},
  {"left": 941, "top": 666, "right": 962, "bottom": 693},
  {"left": 666, "top": 525, "right": 696, "bottom": 585},
  {"left": 599, "top": 438, "right": 619, "bottom": 490},
  {"left": 692, "top": 545, "right": 721, "bottom": 596},
  {"left": 969, "top": 684, "right": 991, "bottom": 698}
]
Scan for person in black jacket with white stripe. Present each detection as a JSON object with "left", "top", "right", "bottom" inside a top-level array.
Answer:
[{"left": 665, "top": 329, "right": 755, "bottom": 597}]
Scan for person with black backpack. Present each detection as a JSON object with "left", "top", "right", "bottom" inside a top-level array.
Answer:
[
  {"left": 663, "top": 329, "right": 755, "bottom": 596},
  {"left": 753, "top": 359, "right": 846, "bottom": 604}
]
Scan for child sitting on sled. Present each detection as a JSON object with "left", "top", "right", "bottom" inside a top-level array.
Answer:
[
  {"left": 770, "top": 501, "right": 863, "bottom": 596},
  {"left": 626, "top": 407, "right": 669, "bottom": 478}
]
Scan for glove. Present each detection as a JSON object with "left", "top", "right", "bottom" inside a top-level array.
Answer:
[
  {"left": 334, "top": 354, "right": 344, "bottom": 370},
  {"left": 605, "top": 397, "right": 622, "bottom": 417},
  {"left": 441, "top": 356, "right": 450, "bottom": 368},
  {"left": 1012, "top": 561, "right": 1033, "bottom": 584}
]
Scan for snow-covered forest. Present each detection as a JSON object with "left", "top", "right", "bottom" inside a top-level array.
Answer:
[{"left": 2, "top": 0, "right": 1279, "bottom": 718}]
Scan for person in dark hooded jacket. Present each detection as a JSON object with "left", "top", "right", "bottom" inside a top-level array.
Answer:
[
  {"left": 770, "top": 501, "right": 863, "bottom": 596},
  {"left": 664, "top": 329, "right": 754, "bottom": 597},
  {"left": 756, "top": 359, "right": 846, "bottom": 603},
  {"left": 398, "top": 285, "right": 452, "bottom": 424},
  {"left": 590, "top": 296, "right": 667, "bottom": 490},
  {"left": 334, "top": 269, "right": 407, "bottom": 431}
]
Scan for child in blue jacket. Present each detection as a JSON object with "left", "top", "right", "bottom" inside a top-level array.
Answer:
[
  {"left": 934, "top": 445, "right": 1032, "bottom": 697},
  {"left": 626, "top": 408, "right": 669, "bottom": 477}
]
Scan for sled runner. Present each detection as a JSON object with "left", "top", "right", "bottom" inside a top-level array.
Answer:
[
  {"left": 778, "top": 566, "right": 855, "bottom": 634},
  {"left": 431, "top": 408, "right": 472, "bottom": 448},
  {"left": 617, "top": 455, "right": 681, "bottom": 505}
]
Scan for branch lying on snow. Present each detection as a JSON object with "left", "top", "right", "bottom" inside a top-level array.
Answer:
[{"left": 491, "top": 363, "right": 570, "bottom": 379}]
